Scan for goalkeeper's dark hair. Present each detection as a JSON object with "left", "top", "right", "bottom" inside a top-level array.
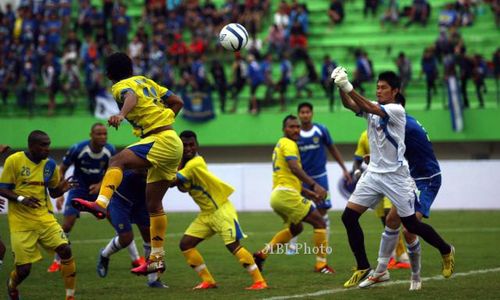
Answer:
[
  {"left": 180, "top": 130, "right": 198, "bottom": 143},
  {"left": 297, "top": 102, "right": 313, "bottom": 112},
  {"left": 282, "top": 114, "right": 298, "bottom": 129},
  {"left": 378, "top": 71, "right": 401, "bottom": 90},
  {"left": 396, "top": 93, "right": 406, "bottom": 107},
  {"left": 28, "top": 130, "right": 48, "bottom": 146},
  {"left": 105, "top": 52, "right": 133, "bottom": 81}
]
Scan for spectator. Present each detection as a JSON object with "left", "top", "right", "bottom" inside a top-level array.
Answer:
[
  {"left": 210, "top": 59, "right": 228, "bottom": 113},
  {"left": 455, "top": 0, "right": 474, "bottom": 27},
  {"left": 492, "top": 0, "right": 500, "bottom": 28},
  {"left": 229, "top": 53, "right": 248, "bottom": 112},
  {"left": 321, "top": 55, "right": 337, "bottom": 111},
  {"left": 364, "top": 0, "right": 379, "bottom": 18},
  {"left": 247, "top": 28, "right": 263, "bottom": 60},
  {"left": 191, "top": 54, "right": 208, "bottom": 92},
  {"left": 295, "top": 55, "right": 318, "bottom": 99},
  {"left": 189, "top": 33, "right": 207, "bottom": 57},
  {"left": 44, "top": 11, "right": 62, "bottom": 51},
  {"left": 168, "top": 33, "right": 188, "bottom": 65},
  {"left": 274, "top": 0, "right": 290, "bottom": 30},
  {"left": 353, "top": 50, "right": 374, "bottom": 95},
  {"left": 421, "top": 47, "right": 439, "bottom": 110},
  {"left": 0, "top": 58, "right": 7, "bottom": 106},
  {"left": 396, "top": 52, "right": 412, "bottom": 95},
  {"left": 77, "top": 0, "right": 93, "bottom": 36},
  {"left": 247, "top": 54, "right": 264, "bottom": 114},
  {"left": 277, "top": 52, "right": 292, "bottom": 111},
  {"left": 439, "top": 3, "right": 460, "bottom": 28},
  {"left": 493, "top": 48, "right": 500, "bottom": 104},
  {"left": 128, "top": 36, "right": 144, "bottom": 60},
  {"left": 41, "top": 52, "right": 60, "bottom": 116},
  {"left": 328, "top": 0, "right": 345, "bottom": 26},
  {"left": 471, "top": 54, "right": 487, "bottom": 108},
  {"left": 380, "top": 0, "right": 399, "bottom": 29},
  {"left": 111, "top": 4, "right": 130, "bottom": 50},
  {"left": 261, "top": 53, "right": 275, "bottom": 103},
  {"left": 456, "top": 48, "right": 474, "bottom": 108},
  {"left": 405, "top": 0, "right": 430, "bottom": 27},
  {"left": 266, "top": 24, "right": 286, "bottom": 58},
  {"left": 60, "top": 58, "right": 81, "bottom": 111}
]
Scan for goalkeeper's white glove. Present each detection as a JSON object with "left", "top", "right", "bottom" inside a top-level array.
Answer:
[{"left": 332, "top": 66, "right": 353, "bottom": 93}]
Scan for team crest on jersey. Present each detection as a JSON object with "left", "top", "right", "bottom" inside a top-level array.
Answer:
[{"left": 313, "top": 137, "right": 320, "bottom": 144}]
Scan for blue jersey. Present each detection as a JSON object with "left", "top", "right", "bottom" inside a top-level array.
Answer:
[
  {"left": 62, "top": 140, "right": 115, "bottom": 188},
  {"left": 405, "top": 115, "right": 441, "bottom": 179},
  {"left": 113, "top": 170, "right": 146, "bottom": 205},
  {"left": 297, "top": 123, "right": 333, "bottom": 177}
]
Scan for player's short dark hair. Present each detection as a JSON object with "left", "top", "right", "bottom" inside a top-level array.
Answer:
[
  {"left": 180, "top": 130, "right": 198, "bottom": 142},
  {"left": 28, "top": 130, "right": 48, "bottom": 145},
  {"left": 378, "top": 71, "right": 401, "bottom": 90},
  {"left": 297, "top": 102, "right": 313, "bottom": 112},
  {"left": 91, "top": 122, "right": 105, "bottom": 132},
  {"left": 282, "top": 114, "right": 297, "bottom": 128},
  {"left": 396, "top": 93, "right": 406, "bottom": 107},
  {"left": 105, "top": 52, "right": 133, "bottom": 81}
]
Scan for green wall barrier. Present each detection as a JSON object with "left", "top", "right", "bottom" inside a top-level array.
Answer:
[{"left": 2, "top": 108, "right": 500, "bottom": 149}]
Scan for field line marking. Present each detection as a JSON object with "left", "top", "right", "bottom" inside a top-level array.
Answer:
[{"left": 261, "top": 267, "right": 500, "bottom": 300}]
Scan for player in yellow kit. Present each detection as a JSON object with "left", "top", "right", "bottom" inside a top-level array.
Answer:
[
  {"left": 0, "top": 131, "right": 77, "bottom": 300},
  {"left": 175, "top": 130, "right": 267, "bottom": 290},
  {"left": 352, "top": 130, "right": 410, "bottom": 269},
  {"left": 253, "top": 115, "right": 334, "bottom": 274},
  {"left": 71, "top": 52, "right": 184, "bottom": 275}
]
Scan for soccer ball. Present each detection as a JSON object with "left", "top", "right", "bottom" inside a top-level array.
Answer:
[{"left": 219, "top": 23, "right": 249, "bottom": 51}]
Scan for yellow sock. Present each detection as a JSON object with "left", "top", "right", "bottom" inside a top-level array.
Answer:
[
  {"left": 395, "top": 232, "right": 406, "bottom": 258},
  {"left": 261, "top": 228, "right": 293, "bottom": 259},
  {"left": 234, "top": 246, "right": 265, "bottom": 283},
  {"left": 8, "top": 270, "right": 19, "bottom": 289},
  {"left": 96, "top": 167, "right": 123, "bottom": 208},
  {"left": 150, "top": 212, "right": 167, "bottom": 253},
  {"left": 182, "top": 248, "right": 216, "bottom": 284},
  {"left": 313, "top": 229, "right": 328, "bottom": 269},
  {"left": 60, "top": 257, "right": 76, "bottom": 296}
]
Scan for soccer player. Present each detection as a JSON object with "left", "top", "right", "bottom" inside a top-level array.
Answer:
[
  {"left": 331, "top": 68, "right": 454, "bottom": 288},
  {"left": 0, "top": 144, "right": 9, "bottom": 269},
  {"left": 287, "top": 102, "right": 351, "bottom": 254},
  {"left": 352, "top": 130, "right": 410, "bottom": 270},
  {"left": 359, "top": 100, "right": 443, "bottom": 290},
  {"left": 175, "top": 130, "right": 267, "bottom": 290},
  {"left": 96, "top": 169, "right": 167, "bottom": 288},
  {"left": 253, "top": 115, "right": 334, "bottom": 274},
  {"left": 71, "top": 52, "right": 184, "bottom": 275},
  {"left": 47, "top": 123, "right": 138, "bottom": 273},
  {"left": 0, "top": 131, "right": 77, "bottom": 300}
]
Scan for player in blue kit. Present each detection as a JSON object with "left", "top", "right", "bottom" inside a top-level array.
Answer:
[
  {"left": 287, "top": 102, "right": 351, "bottom": 254},
  {"left": 96, "top": 169, "right": 167, "bottom": 288},
  {"left": 360, "top": 99, "right": 443, "bottom": 290}
]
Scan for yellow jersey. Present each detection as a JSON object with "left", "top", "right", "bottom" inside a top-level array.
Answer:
[
  {"left": 177, "top": 156, "right": 234, "bottom": 213},
  {"left": 272, "top": 137, "right": 302, "bottom": 192},
  {"left": 0, "top": 151, "right": 60, "bottom": 231},
  {"left": 354, "top": 130, "right": 370, "bottom": 160},
  {"left": 111, "top": 75, "right": 176, "bottom": 137}
]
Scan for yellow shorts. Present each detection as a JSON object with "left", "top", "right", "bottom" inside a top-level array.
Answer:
[
  {"left": 127, "top": 129, "right": 183, "bottom": 183},
  {"left": 11, "top": 221, "right": 68, "bottom": 265},
  {"left": 184, "top": 201, "right": 247, "bottom": 245},
  {"left": 374, "top": 196, "right": 393, "bottom": 218},
  {"left": 270, "top": 188, "right": 313, "bottom": 225}
]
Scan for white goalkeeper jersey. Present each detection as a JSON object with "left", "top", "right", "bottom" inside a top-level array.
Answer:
[{"left": 364, "top": 102, "right": 408, "bottom": 173}]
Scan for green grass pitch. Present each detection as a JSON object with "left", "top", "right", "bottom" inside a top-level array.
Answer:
[{"left": 1, "top": 210, "right": 499, "bottom": 299}]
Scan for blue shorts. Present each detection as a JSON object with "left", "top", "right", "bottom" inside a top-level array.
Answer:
[
  {"left": 108, "top": 196, "right": 149, "bottom": 234},
  {"left": 303, "top": 174, "right": 331, "bottom": 210},
  {"left": 415, "top": 174, "right": 441, "bottom": 218},
  {"left": 64, "top": 189, "right": 97, "bottom": 217}
]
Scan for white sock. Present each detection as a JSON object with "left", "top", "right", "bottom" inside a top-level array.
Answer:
[
  {"left": 102, "top": 236, "right": 123, "bottom": 258},
  {"left": 288, "top": 236, "right": 298, "bottom": 248},
  {"left": 66, "top": 289, "right": 75, "bottom": 297},
  {"left": 375, "top": 226, "right": 400, "bottom": 274},
  {"left": 127, "top": 239, "right": 140, "bottom": 261},
  {"left": 323, "top": 214, "right": 330, "bottom": 242},
  {"left": 406, "top": 238, "right": 421, "bottom": 280},
  {"left": 144, "top": 242, "right": 158, "bottom": 282}
]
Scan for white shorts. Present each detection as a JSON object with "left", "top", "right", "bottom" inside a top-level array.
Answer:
[{"left": 348, "top": 167, "right": 417, "bottom": 217}]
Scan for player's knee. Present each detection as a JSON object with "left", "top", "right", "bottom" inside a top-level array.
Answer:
[
  {"left": 289, "top": 223, "right": 304, "bottom": 236},
  {"left": 385, "top": 214, "right": 401, "bottom": 229},
  {"left": 55, "top": 243, "right": 72, "bottom": 260},
  {"left": 341, "top": 207, "right": 361, "bottom": 228},
  {"left": 118, "top": 232, "right": 133, "bottom": 247},
  {"left": 179, "top": 238, "right": 194, "bottom": 252}
]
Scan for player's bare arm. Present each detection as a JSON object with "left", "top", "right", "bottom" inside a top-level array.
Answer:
[
  {"left": 49, "top": 176, "right": 78, "bottom": 198},
  {"left": 302, "top": 187, "right": 322, "bottom": 203},
  {"left": 55, "top": 163, "right": 70, "bottom": 210},
  {"left": 339, "top": 90, "right": 361, "bottom": 113},
  {"left": 108, "top": 91, "right": 138, "bottom": 129},
  {"left": 0, "top": 144, "right": 10, "bottom": 154},
  {"left": 347, "top": 89, "right": 387, "bottom": 117},
  {"left": 287, "top": 159, "right": 327, "bottom": 200},
  {"left": 163, "top": 93, "right": 184, "bottom": 116},
  {"left": 0, "top": 188, "right": 41, "bottom": 208}
]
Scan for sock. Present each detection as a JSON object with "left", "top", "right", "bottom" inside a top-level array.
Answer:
[
  {"left": 261, "top": 228, "right": 293, "bottom": 259},
  {"left": 313, "top": 229, "right": 328, "bottom": 269},
  {"left": 401, "top": 215, "right": 451, "bottom": 255},
  {"left": 150, "top": 212, "right": 167, "bottom": 256},
  {"left": 182, "top": 248, "right": 215, "bottom": 284},
  {"left": 288, "top": 236, "right": 298, "bottom": 249},
  {"left": 406, "top": 238, "right": 421, "bottom": 280},
  {"left": 395, "top": 232, "right": 407, "bottom": 259},
  {"left": 102, "top": 236, "right": 123, "bottom": 258},
  {"left": 234, "top": 246, "right": 265, "bottom": 283},
  {"left": 143, "top": 243, "right": 158, "bottom": 282},
  {"left": 323, "top": 214, "right": 331, "bottom": 242},
  {"left": 127, "top": 240, "right": 140, "bottom": 261},
  {"left": 375, "top": 226, "right": 400, "bottom": 274},
  {"left": 96, "top": 167, "right": 123, "bottom": 208},
  {"left": 60, "top": 257, "right": 76, "bottom": 297},
  {"left": 342, "top": 207, "right": 370, "bottom": 270},
  {"left": 8, "top": 270, "right": 19, "bottom": 289}
]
